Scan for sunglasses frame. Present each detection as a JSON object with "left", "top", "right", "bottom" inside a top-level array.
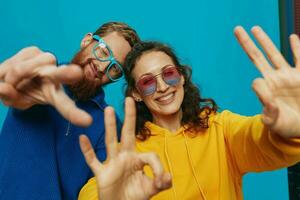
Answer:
[{"left": 135, "top": 65, "right": 182, "bottom": 96}]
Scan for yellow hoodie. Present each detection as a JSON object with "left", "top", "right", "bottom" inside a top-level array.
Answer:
[{"left": 78, "top": 110, "right": 300, "bottom": 200}]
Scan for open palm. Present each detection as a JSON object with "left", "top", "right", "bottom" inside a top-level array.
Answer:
[{"left": 235, "top": 26, "right": 300, "bottom": 138}]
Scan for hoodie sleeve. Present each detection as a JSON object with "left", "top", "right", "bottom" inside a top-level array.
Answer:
[
  {"left": 221, "top": 110, "right": 300, "bottom": 175},
  {"left": 78, "top": 177, "right": 98, "bottom": 200}
]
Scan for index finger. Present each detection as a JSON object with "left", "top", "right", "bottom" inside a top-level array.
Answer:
[
  {"left": 120, "top": 97, "right": 136, "bottom": 152},
  {"left": 234, "top": 26, "right": 273, "bottom": 75},
  {"left": 138, "top": 153, "right": 165, "bottom": 185}
]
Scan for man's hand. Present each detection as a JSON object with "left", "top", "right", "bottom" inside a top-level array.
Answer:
[
  {"left": 0, "top": 46, "right": 92, "bottom": 126},
  {"left": 80, "top": 97, "right": 172, "bottom": 200},
  {"left": 234, "top": 26, "right": 300, "bottom": 138}
]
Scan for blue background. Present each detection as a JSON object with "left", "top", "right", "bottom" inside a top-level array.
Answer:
[{"left": 0, "top": 0, "right": 287, "bottom": 199}]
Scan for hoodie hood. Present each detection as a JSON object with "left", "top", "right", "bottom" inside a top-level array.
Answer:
[{"left": 140, "top": 121, "right": 208, "bottom": 200}]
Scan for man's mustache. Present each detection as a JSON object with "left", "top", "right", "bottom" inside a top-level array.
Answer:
[{"left": 78, "top": 58, "right": 97, "bottom": 68}]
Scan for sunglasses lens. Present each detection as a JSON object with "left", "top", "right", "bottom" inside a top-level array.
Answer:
[
  {"left": 163, "top": 67, "right": 181, "bottom": 86},
  {"left": 136, "top": 66, "right": 181, "bottom": 96},
  {"left": 137, "top": 75, "right": 156, "bottom": 96}
]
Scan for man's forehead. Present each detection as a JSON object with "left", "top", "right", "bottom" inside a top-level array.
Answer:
[{"left": 101, "top": 32, "right": 131, "bottom": 64}]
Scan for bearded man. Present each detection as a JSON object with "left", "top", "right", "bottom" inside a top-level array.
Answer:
[{"left": 0, "top": 22, "right": 140, "bottom": 200}]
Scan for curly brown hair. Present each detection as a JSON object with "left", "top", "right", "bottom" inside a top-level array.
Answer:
[{"left": 124, "top": 41, "right": 218, "bottom": 140}]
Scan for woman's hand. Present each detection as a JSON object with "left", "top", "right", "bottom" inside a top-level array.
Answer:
[
  {"left": 234, "top": 26, "right": 300, "bottom": 138},
  {"left": 80, "top": 97, "right": 172, "bottom": 200}
]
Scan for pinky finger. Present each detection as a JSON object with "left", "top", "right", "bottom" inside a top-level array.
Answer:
[
  {"left": 290, "top": 34, "right": 300, "bottom": 69},
  {"left": 79, "top": 135, "right": 103, "bottom": 173}
]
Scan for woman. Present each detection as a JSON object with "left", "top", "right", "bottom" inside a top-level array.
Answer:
[{"left": 78, "top": 26, "right": 300, "bottom": 200}]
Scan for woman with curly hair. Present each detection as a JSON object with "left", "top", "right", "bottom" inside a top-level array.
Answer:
[{"left": 78, "top": 26, "right": 300, "bottom": 200}]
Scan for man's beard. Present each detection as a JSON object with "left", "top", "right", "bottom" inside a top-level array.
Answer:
[{"left": 68, "top": 50, "right": 99, "bottom": 101}]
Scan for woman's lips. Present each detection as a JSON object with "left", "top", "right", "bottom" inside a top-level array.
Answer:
[{"left": 155, "top": 92, "right": 175, "bottom": 105}]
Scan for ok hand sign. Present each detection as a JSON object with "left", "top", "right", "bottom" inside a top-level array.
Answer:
[{"left": 80, "top": 97, "right": 172, "bottom": 200}]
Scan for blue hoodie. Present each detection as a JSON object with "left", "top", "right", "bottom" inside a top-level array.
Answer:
[{"left": 0, "top": 87, "right": 122, "bottom": 200}]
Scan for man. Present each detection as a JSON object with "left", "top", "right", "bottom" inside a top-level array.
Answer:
[{"left": 0, "top": 22, "right": 140, "bottom": 200}]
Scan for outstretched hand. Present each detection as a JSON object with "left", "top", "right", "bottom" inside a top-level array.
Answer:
[
  {"left": 234, "top": 26, "right": 300, "bottom": 138},
  {"left": 0, "top": 46, "right": 92, "bottom": 126},
  {"left": 79, "top": 97, "right": 172, "bottom": 200}
]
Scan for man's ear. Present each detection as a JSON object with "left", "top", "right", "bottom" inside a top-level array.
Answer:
[
  {"left": 131, "top": 89, "right": 143, "bottom": 102},
  {"left": 80, "top": 33, "right": 94, "bottom": 49}
]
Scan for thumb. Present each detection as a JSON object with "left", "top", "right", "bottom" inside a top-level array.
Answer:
[
  {"left": 262, "top": 100, "right": 279, "bottom": 127},
  {"left": 39, "top": 64, "right": 84, "bottom": 85},
  {"left": 252, "top": 78, "right": 273, "bottom": 107},
  {"left": 47, "top": 86, "right": 93, "bottom": 127}
]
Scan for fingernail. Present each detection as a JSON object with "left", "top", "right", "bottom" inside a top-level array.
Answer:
[{"left": 156, "top": 180, "right": 162, "bottom": 188}]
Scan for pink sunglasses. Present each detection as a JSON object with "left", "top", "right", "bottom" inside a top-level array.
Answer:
[{"left": 136, "top": 65, "right": 181, "bottom": 96}]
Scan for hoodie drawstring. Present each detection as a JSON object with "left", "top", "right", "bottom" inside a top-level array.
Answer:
[
  {"left": 164, "top": 134, "right": 178, "bottom": 199},
  {"left": 183, "top": 131, "right": 207, "bottom": 200}
]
